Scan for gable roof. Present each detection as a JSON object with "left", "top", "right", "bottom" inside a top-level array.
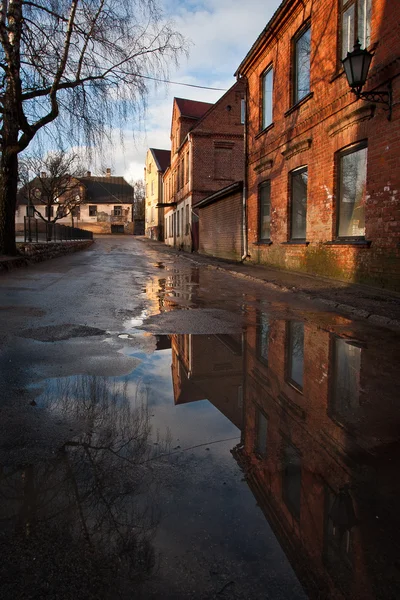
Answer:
[
  {"left": 150, "top": 148, "right": 171, "bottom": 173},
  {"left": 17, "top": 175, "right": 134, "bottom": 205},
  {"left": 175, "top": 97, "right": 214, "bottom": 120},
  {"left": 77, "top": 176, "right": 134, "bottom": 204}
]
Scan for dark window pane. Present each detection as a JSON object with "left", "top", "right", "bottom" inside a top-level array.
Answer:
[
  {"left": 291, "top": 168, "right": 308, "bottom": 240},
  {"left": 257, "top": 312, "right": 269, "bottom": 363},
  {"left": 26, "top": 206, "right": 34, "bottom": 217},
  {"left": 295, "top": 26, "right": 311, "bottom": 103},
  {"left": 256, "top": 410, "right": 268, "bottom": 456},
  {"left": 282, "top": 443, "right": 301, "bottom": 519},
  {"left": 89, "top": 205, "right": 97, "bottom": 216},
  {"left": 338, "top": 146, "right": 367, "bottom": 238},
  {"left": 331, "top": 338, "right": 361, "bottom": 420},
  {"left": 287, "top": 321, "right": 304, "bottom": 389},
  {"left": 262, "top": 67, "right": 273, "bottom": 129},
  {"left": 259, "top": 181, "right": 271, "bottom": 240}
]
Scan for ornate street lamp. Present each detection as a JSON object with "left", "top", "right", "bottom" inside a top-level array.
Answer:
[{"left": 342, "top": 40, "right": 392, "bottom": 120}]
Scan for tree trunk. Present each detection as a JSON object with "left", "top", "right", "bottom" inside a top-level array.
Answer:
[{"left": 0, "top": 149, "right": 19, "bottom": 256}]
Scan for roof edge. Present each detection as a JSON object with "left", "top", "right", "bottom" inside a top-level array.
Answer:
[{"left": 196, "top": 181, "right": 243, "bottom": 209}]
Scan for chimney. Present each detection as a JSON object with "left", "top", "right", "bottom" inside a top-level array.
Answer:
[
  {"left": 86, "top": 171, "right": 91, "bottom": 177},
  {"left": 106, "top": 168, "right": 111, "bottom": 177},
  {"left": 40, "top": 171, "right": 47, "bottom": 178}
]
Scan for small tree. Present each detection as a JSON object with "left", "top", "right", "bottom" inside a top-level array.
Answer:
[
  {"left": 19, "top": 152, "right": 85, "bottom": 236},
  {"left": 132, "top": 180, "right": 145, "bottom": 220},
  {"left": 0, "top": 0, "right": 186, "bottom": 254}
]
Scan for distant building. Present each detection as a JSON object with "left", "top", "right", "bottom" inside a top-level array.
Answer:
[
  {"left": 162, "top": 81, "right": 245, "bottom": 252},
  {"left": 16, "top": 169, "right": 134, "bottom": 234},
  {"left": 236, "top": 0, "right": 400, "bottom": 289},
  {"left": 144, "top": 148, "right": 171, "bottom": 240}
]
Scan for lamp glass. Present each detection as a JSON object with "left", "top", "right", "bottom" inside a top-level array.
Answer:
[{"left": 342, "top": 42, "right": 373, "bottom": 91}]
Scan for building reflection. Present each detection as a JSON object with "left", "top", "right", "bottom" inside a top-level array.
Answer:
[
  {"left": 170, "top": 333, "right": 243, "bottom": 429},
  {"left": 234, "top": 311, "right": 400, "bottom": 599},
  {"left": 170, "top": 316, "right": 400, "bottom": 599}
]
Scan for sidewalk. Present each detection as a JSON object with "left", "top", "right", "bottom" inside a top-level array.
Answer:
[{"left": 139, "top": 237, "right": 400, "bottom": 329}]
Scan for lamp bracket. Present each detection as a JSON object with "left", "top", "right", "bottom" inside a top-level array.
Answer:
[{"left": 353, "top": 80, "right": 392, "bottom": 121}]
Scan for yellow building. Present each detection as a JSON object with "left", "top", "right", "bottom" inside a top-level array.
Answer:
[{"left": 144, "top": 148, "right": 170, "bottom": 240}]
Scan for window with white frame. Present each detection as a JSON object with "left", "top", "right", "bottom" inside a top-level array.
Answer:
[
  {"left": 261, "top": 66, "right": 273, "bottom": 129},
  {"left": 337, "top": 143, "right": 367, "bottom": 238},
  {"left": 341, "top": 0, "right": 372, "bottom": 59}
]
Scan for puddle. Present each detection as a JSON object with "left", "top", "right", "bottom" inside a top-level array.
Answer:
[{"left": 2, "top": 312, "right": 400, "bottom": 599}]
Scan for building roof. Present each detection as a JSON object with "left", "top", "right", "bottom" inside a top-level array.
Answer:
[
  {"left": 175, "top": 97, "right": 214, "bottom": 120},
  {"left": 17, "top": 175, "right": 134, "bottom": 205},
  {"left": 77, "top": 176, "right": 134, "bottom": 204},
  {"left": 150, "top": 148, "right": 171, "bottom": 173},
  {"left": 196, "top": 181, "right": 243, "bottom": 209}
]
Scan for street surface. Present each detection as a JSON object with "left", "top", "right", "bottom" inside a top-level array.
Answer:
[{"left": 0, "top": 236, "right": 399, "bottom": 599}]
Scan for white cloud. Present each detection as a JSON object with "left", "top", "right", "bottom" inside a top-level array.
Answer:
[{"left": 61, "top": 0, "right": 282, "bottom": 182}]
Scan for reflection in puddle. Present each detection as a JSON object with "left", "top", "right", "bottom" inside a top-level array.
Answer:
[{"left": 2, "top": 311, "right": 400, "bottom": 599}]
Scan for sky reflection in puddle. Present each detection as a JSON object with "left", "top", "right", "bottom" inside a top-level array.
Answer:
[{"left": 1, "top": 309, "right": 400, "bottom": 599}]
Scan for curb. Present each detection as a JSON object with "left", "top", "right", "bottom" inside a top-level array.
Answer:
[{"left": 139, "top": 239, "right": 400, "bottom": 331}]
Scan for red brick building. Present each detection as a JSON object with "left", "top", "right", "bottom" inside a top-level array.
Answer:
[
  {"left": 236, "top": 0, "right": 400, "bottom": 289},
  {"left": 163, "top": 82, "right": 245, "bottom": 251},
  {"left": 234, "top": 308, "right": 400, "bottom": 598}
]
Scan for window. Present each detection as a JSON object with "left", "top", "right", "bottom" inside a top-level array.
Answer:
[
  {"left": 57, "top": 205, "right": 66, "bottom": 218},
  {"left": 330, "top": 337, "right": 361, "bottom": 421},
  {"left": 185, "top": 151, "right": 189, "bottom": 183},
  {"left": 293, "top": 24, "right": 311, "bottom": 104},
  {"left": 145, "top": 183, "right": 148, "bottom": 198},
  {"left": 255, "top": 410, "right": 268, "bottom": 457},
  {"left": 286, "top": 321, "right": 304, "bottom": 391},
  {"left": 151, "top": 180, "right": 154, "bottom": 196},
  {"left": 45, "top": 206, "right": 54, "bottom": 218},
  {"left": 214, "top": 145, "right": 233, "bottom": 180},
  {"left": 181, "top": 209, "right": 184, "bottom": 236},
  {"left": 337, "top": 144, "right": 367, "bottom": 238},
  {"left": 241, "top": 98, "right": 246, "bottom": 125},
  {"left": 341, "top": 0, "right": 372, "bottom": 59},
  {"left": 185, "top": 205, "right": 190, "bottom": 235},
  {"left": 261, "top": 67, "right": 273, "bottom": 129},
  {"left": 26, "top": 206, "right": 35, "bottom": 217},
  {"left": 259, "top": 181, "right": 271, "bottom": 241},
  {"left": 114, "top": 206, "right": 122, "bottom": 217},
  {"left": 324, "top": 486, "right": 354, "bottom": 586},
  {"left": 176, "top": 210, "right": 180, "bottom": 236},
  {"left": 290, "top": 167, "right": 308, "bottom": 240},
  {"left": 148, "top": 162, "right": 151, "bottom": 174},
  {"left": 257, "top": 312, "right": 269, "bottom": 365},
  {"left": 282, "top": 443, "right": 301, "bottom": 519},
  {"left": 89, "top": 205, "right": 97, "bottom": 217}
]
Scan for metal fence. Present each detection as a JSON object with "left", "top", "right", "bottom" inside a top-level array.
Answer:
[{"left": 24, "top": 217, "right": 93, "bottom": 242}]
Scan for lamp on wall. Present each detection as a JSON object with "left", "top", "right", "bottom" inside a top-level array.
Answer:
[{"left": 342, "top": 40, "right": 392, "bottom": 120}]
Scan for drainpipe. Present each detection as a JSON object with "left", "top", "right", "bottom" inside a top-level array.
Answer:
[{"left": 241, "top": 75, "right": 248, "bottom": 261}]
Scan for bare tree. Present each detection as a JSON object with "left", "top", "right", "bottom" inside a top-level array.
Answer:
[
  {"left": 19, "top": 151, "right": 85, "bottom": 229},
  {"left": 132, "top": 179, "right": 145, "bottom": 219},
  {"left": 0, "top": 0, "right": 186, "bottom": 255}
]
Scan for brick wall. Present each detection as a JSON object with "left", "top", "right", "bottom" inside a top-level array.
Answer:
[
  {"left": 239, "top": 0, "right": 400, "bottom": 290},
  {"left": 199, "top": 189, "right": 243, "bottom": 260},
  {"left": 163, "top": 81, "right": 245, "bottom": 251},
  {"left": 236, "top": 307, "right": 400, "bottom": 598}
]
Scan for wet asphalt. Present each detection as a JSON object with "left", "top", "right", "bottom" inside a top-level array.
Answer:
[{"left": 0, "top": 236, "right": 399, "bottom": 600}]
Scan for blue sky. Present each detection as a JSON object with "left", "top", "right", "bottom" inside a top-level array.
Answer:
[{"left": 83, "top": 0, "right": 282, "bottom": 182}]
